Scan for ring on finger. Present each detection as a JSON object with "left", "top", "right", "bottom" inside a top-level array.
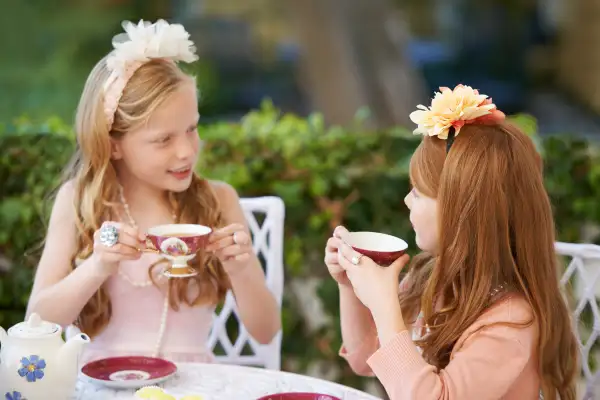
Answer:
[
  {"left": 351, "top": 254, "right": 363, "bottom": 266},
  {"left": 232, "top": 231, "right": 239, "bottom": 245},
  {"left": 99, "top": 224, "right": 119, "bottom": 247}
]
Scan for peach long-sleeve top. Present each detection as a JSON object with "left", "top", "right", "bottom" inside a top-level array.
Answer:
[{"left": 340, "top": 295, "right": 541, "bottom": 399}]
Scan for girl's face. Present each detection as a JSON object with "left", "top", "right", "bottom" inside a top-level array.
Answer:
[
  {"left": 404, "top": 187, "right": 439, "bottom": 253},
  {"left": 111, "top": 80, "right": 201, "bottom": 193}
]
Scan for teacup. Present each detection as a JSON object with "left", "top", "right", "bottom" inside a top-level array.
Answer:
[
  {"left": 344, "top": 231, "right": 408, "bottom": 266},
  {"left": 146, "top": 224, "right": 212, "bottom": 278},
  {"left": 256, "top": 393, "right": 341, "bottom": 400}
]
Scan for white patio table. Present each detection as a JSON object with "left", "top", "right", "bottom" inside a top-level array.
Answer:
[{"left": 73, "top": 362, "right": 382, "bottom": 400}]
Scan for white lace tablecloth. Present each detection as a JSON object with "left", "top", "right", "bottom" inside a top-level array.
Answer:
[{"left": 73, "top": 363, "right": 381, "bottom": 400}]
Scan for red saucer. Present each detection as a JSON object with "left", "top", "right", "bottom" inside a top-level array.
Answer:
[
  {"left": 256, "top": 394, "right": 341, "bottom": 400},
  {"left": 81, "top": 356, "right": 177, "bottom": 389}
]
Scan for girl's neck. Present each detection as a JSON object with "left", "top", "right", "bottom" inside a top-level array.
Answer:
[{"left": 115, "top": 172, "right": 174, "bottom": 229}]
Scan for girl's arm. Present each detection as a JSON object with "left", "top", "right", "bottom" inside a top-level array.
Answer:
[
  {"left": 27, "top": 182, "right": 111, "bottom": 326},
  {"left": 368, "top": 296, "right": 537, "bottom": 400},
  {"left": 213, "top": 182, "right": 281, "bottom": 344},
  {"left": 338, "top": 283, "right": 378, "bottom": 376},
  {"left": 338, "top": 274, "right": 413, "bottom": 375}
]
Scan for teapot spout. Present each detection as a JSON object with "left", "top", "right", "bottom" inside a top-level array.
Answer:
[{"left": 58, "top": 332, "right": 90, "bottom": 366}]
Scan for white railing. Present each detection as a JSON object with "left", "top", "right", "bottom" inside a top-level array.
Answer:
[{"left": 555, "top": 242, "right": 600, "bottom": 399}]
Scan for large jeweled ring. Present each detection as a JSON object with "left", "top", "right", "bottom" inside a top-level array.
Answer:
[
  {"left": 351, "top": 254, "right": 363, "bottom": 266},
  {"left": 99, "top": 224, "right": 119, "bottom": 247}
]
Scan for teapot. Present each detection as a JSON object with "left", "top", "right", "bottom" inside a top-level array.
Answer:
[{"left": 0, "top": 313, "right": 90, "bottom": 400}]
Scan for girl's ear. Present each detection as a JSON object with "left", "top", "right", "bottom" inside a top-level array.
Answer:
[{"left": 110, "top": 137, "right": 123, "bottom": 160}]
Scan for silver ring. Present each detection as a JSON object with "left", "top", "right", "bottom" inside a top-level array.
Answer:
[
  {"left": 232, "top": 231, "right": 239, "bottom": 245},
  {"left": 351, "top": 255, "right": 363, "bottom": 266},
  {"left": 99, "top": 224, "right": 119, "bottom": 247}
]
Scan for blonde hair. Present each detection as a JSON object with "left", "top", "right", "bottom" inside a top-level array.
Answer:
[
  {"left": 62, "top": 57, "right": 229, "bottom": 338},
  {"left": 401, "top": 122, "right": 579, "bottom": 400}
]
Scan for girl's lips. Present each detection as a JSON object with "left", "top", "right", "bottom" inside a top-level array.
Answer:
[{"left": 168, "top": 167, "right": 192, "bottom": 180}]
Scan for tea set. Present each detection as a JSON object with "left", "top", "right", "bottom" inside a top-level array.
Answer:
[
  {"left": 0, "top": 313, "right": 90, "bottom": 400},
  {"left": 0, "top": 224, "right": 406, "bottom": 400}
]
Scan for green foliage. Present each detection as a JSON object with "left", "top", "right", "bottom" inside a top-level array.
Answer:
[
  {"left": 1, "top": 103, "right": 599, "bottom": 391},
  {"left": 0, "top": 1, "right": 126, "bottom": 120}
]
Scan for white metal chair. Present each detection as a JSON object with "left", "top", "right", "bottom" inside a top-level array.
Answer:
[
  {"left": 67, "top": 196, "right": 286, "bottom": 370},
  {"left": 555, "top": 242, "right": 600, "bottom": 399},
  {"left": 208, "top": 196, "right": 285, "bottom": 370}
]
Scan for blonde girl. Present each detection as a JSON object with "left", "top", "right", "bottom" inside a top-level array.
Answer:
[{"left": 27, "top": 20, "right": 280, "bottom": 363}]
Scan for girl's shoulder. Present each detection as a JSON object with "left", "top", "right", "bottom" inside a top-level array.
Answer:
[
  {"left": 456, "top": 294, "right": 537, "bottom": 352},
  {"left": 50, "top": 179, "right": 77, "bottom": 220},
  {"left": 204, "top": 180, "right": 244, "bottom": 224},
  {"left": 207, "top": 180, "right": 238, "bottom": 201},
  {"left": 484, "top": 293, "right": 535, "bottom": 325},
  {"left": 206, "top": 180, "right": 241, "bottom": 212},
  {"left": 57, "top": 179, "right": 76, "bottom": 200}
]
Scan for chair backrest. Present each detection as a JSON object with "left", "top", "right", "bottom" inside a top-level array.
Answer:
[
  {"left": 207, "top": 196, "right": 285, "bottom": 370},
  {"left": 555, "top": 242, "right": 600, "bottom": 399}
]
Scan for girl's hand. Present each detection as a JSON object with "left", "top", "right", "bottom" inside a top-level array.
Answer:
[
  {"left": 337, "top": 241, "right": 410, "bottom": 311},
  {"left": 206, "top": 223, "right": 252, "bottom": 275},
  {"left": 92, "top": 221, "right": 146, "bottom": 275},
  {"left": 325, "top": 226, "right": 352, "bottom": 286}
]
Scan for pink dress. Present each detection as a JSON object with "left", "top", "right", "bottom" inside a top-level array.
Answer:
[{"left": 80, "top": 253, "right": 216, "bottom": 364}]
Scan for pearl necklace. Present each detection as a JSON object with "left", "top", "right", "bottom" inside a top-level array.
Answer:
[{"left": 118, "top": 185, "right": 176, "bottom": 357}]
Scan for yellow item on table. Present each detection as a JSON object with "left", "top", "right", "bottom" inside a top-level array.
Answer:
[
  {"left": 135, "top": 386, "right": 166, "bottom": 399},
  {"left": 155, "top": 394, "right": 176, "bottom": 400},
  {"left": 135, "top": 386, "right": 203, "bottom": 400}
]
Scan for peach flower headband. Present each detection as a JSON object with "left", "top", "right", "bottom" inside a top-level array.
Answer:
[
  {"left": 409, "top": 84, "right": 506, "bottom": 151},
  {"left": 103, "top": 19, "right": 199, "bottom": 129}
]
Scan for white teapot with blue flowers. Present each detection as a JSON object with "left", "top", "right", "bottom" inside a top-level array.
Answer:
[{"left": 0, "top": 313, "right": 90, "bottom": 400}]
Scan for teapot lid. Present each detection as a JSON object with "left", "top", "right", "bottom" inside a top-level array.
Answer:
[{"left": 8, "top": 313, "right": 60, "bottom": 339}]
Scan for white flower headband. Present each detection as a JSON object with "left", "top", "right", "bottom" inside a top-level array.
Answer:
[
  {"left": 103, "top": 19, "right": 199, "bottom": 129},
  {"left": 409, "top": 84, "right": 506, "bottom": 151}
]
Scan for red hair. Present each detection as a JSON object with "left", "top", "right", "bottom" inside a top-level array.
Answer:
[{"left": 400, "top": 122, "right": 579, "bottom": 400}]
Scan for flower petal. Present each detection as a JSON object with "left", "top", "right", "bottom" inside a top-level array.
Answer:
[
  {"left": 20, "top": 357, "right": 29, "bottom": 366},
  {"left": 29, "top": 355, "right": 39, "bottom": 363},
  {"left": 36, "top": 359, "right": 46, "bottom": 369},
  {"left": 409, "top": 110, "right": 429, "bottom": 124},
  {"left": 18, "top": 368, "right": 28, "bottom": 377},
  {"left": 26, "top": 371, "right": 36, "bottom": 382},
  {"left": 34, "top": 369, "right": 44, "bottom": 380}
]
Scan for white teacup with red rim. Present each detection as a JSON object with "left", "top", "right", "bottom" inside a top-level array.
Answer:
[
  {"left": 145, "top": 224, "right": 212, "bottom": 278},
  {"left": 344, "top": 231, "right": 408, "bottom": 266}
]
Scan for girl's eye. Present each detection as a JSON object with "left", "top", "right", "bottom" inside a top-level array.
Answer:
[
  {"left": 156, "top": 135, "right": 171, "bottom": 144},
  {"left": 186, "top": 125, "right": 197, "bottom": 134}
]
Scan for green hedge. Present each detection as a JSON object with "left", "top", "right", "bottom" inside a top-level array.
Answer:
[{"left": 1, "top": 102, "right": 599, "bottom": 391}]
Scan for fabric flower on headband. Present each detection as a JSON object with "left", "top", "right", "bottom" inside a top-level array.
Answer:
[
  {"left": 409, "top": 85, "right": 505, "bottom": 140},
  {"left": 103, "top": 19, "right": 198, "bottom": 128}
]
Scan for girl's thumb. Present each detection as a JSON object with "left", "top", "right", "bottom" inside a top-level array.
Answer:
[{"left": 389, "top": 254, "right": 410, "bottom": 275}]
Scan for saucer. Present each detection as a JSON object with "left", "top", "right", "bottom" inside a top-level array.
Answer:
[
  {"left": 81, "top": 356, "right": 177, "bottom": 389},
  {"left": 256, "top": 393, "right": 341, "bottom": 400}
]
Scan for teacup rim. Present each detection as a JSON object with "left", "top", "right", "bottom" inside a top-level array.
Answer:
[
  {"left": 146, "top": 223, "right": 212, "bottom": 237},
  {"left": 345, "top": 231, "right": 408, "bottom": 252}
]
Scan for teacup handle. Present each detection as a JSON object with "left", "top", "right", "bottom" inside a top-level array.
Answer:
[{"left": 141, "top": 237, "right": 160, "bottom": 254}]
